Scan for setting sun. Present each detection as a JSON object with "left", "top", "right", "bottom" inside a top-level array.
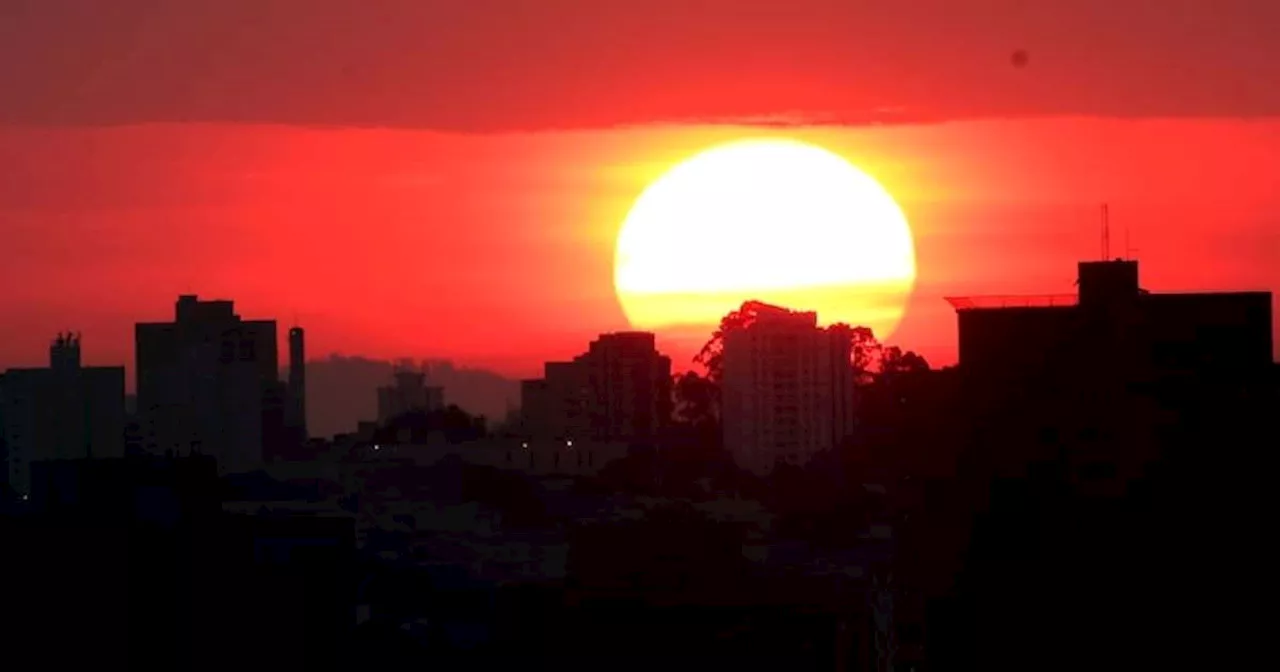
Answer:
[{"left": 614, "top": 138, "right": 917, "bottom": 343}]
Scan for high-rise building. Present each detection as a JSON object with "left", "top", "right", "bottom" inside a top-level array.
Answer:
[
  {"left": 519, "top": 361, "right": 589, "bottom": 440},
  {"left": 376, "top": 367, "right": 444, "bottom": 424},
  {"left": 948, "top": 259, "right": 1273, "bottom": 380},
  {"left": 946, "top": 258, "right": 1274, "bottom": 487},
  {"left": 135, "top": 295, "right": 283, "bottom": 474},
  {"left": 933, "top": 264, "right": 1276, "bottom": 672},
  {"left": 721, "top": 305, "right": 856, "bottom": 474},
  {"left": 0, "top": 333, "right": 125, "bottom": 495},
  {"left": 286, "top": 326, "right": 307, "bottom": 443},
  {"left": 521, "top": 332, "right": 671, "bottom": 445},
  {"left": 579, "top": 332, "right": 673, "bottom": 443}
]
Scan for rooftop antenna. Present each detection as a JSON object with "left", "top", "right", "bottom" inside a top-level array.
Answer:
[
  {"left": 1100, "top": 203, "right": 1111, "bottom": 260},
  {"left": 1124, "top": 224, "right": 1138, "bottom": 260}
]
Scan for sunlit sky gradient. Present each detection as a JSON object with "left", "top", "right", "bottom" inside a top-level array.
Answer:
[
  {"left": 614, "top": 139, "right": 917, "bottom": 345},
  {"left": 2, "top": 1, "right": 1278, "bottom": 382}
]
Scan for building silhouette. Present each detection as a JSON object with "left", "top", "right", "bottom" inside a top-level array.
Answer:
[
  {"left": 947, "top": 258, "right": 1273, "bottom": 486},
  {"left": 135, "top": 295, "right": 284, "bottom": 474},
  {"left": 287, "top": 326, "right": 308, "bottom": 444},
  {"left": 376, "top": 366, "right": 445, "bottom": 424},
  {"left": 948, "top": 258, "right": 1272, "bottom": 381},
  {"left": 10, "top": 454, "right": 355, "bottom": 671},
  {"left": 521, "top": 332, "right": 672, "bottom": 445},
  {"left": 0, "top": 333, "right": 125, "bottom": 495},
  {"left": 721, "top": 305, "right": 856, "bottom": 474},
  {"left": 579, "top": 332, "right": 672, "bottom": 443},
  {"left": 929, "top": 257, "right": 1276, "bottom": 672},
  {"left": 521, "top": 361, "right": 588, "bottom": 440}
]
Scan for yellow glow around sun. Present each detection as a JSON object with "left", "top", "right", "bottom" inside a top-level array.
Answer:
[{"left": 613, "top": 138, "right": 917, "bottom": 341}]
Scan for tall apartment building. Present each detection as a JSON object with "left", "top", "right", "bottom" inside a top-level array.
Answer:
[
  {"left": 0, "top": 333, "right": 125, "bottom": 495},
  {"left": 721, "top": 304, "right": 856, "bottom": 474},
  {"left": 521, "top": 332, "right": 672, "bottom": 445},
  {"left": 135, "top": 295, "right": 283, "bottom": 474},
  {"left": 579, "top": 332, "right": 673, "bottom": 443}
]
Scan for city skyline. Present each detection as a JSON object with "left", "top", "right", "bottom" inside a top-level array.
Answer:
[
  {"left": 2, "top": 220, "right": 1272, "bottom": 384},
  {"left": 5, "top": 4, "right": 1280, "bottom": 670}
]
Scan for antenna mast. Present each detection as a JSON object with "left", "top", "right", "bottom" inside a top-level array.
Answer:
[
  {"left": 1124, "top": 222, "right": 1138, "bottom": 260},
  {"left": 1100, "top": 203, "right": 1111, "bottom": 260}
]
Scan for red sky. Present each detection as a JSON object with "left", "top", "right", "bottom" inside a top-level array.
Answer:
[{"left": 1, "top": 1, "right": 1278, "bottom": 381}]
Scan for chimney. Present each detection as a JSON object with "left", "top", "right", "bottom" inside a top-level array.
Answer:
[{"left": 287, "top": 326, "right": 307, "bottom": 441}]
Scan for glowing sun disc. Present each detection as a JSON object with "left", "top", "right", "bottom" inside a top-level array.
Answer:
[{"left": 613, "top": 138, "right": 917, "bottom": 342}]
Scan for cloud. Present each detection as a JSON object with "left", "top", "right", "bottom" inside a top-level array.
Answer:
[{"left": 2, "top": 0, "right": 1279, "bottom": 131}]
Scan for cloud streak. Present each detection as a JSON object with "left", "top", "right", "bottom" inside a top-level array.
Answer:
[{"left": 3, "top": 0, "right": 1280, "bottom": 131}]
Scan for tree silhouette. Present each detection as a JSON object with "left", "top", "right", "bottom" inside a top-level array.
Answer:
[
  {"left": 672, "top": 370, "right": 718, "bottom": 429},
  {"left": 830, "top": 323, "right": 883, "bottom": 384},
  {"left": 675, "top": 301, "right": 933, "bottom": 498},
  {"left": 695, "top": 301, "right": 920, "bottom": 387},
  {"left": 693, "top": 299, "right": 776, "bottom": 383},
  {"left": 880, "top": 345, "right": 931, "bottom": 377},
  {"left": 374, "top": 405, "right": 486, "bottom": 444}
]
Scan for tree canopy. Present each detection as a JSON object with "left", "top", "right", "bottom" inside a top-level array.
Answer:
[
  {"left": 693, "top": 299, "right": 777, "bottom": 384},
  {"left": 374, "top": 405, "right": 487, "bottom": 444},
  {"left": 692, "top": 299, "right": 929, "bottom": 385}
]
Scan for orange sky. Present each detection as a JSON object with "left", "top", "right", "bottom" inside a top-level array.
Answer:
[
  {"left": 2, "top": 1, "right": 1279, "bottom": 382},
  {"left": 1, "top": 117, "right": 1277, "bottom": 382}
]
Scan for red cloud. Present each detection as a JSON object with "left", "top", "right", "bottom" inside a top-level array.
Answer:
[{"left": 2, "top": 0, "right": 1279, "bottom": 130}]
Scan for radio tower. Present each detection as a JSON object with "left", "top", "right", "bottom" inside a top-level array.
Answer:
[{"left": 1100, "top": 203, "right": 1111, "bottom": 260}]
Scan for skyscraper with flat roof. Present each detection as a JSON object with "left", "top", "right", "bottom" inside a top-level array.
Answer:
[
  {"left": 135, "top": 295, "right": 282, "bottom": 474},
  {"left": 945, "top": 257, "right": 1274, "bottom": 489},
  {"left": 721, "top": 305, "right": 856, "bottom": 474},
  {"left": 521, "top": 332, "right": 672, "bottom": 445},
  {"left": 948, "top": 259, "right": 1272, "bottom": 382}
]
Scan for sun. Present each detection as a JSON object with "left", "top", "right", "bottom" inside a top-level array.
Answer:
[{"left": 613, "top": 138, "right": 917, "bottom": 344}]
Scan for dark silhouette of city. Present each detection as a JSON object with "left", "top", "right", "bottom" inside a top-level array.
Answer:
[
  {"left": 3, "top": 258, "right": 1273, "bottom": 671},
  {"left": 3, "top": 4, "right": 1280, "bottom": 672}
]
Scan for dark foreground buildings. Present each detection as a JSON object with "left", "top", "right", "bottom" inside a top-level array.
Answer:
[
  {"left": 951, "top": 258, "right": 1270, "bottom": 384},
  {"left": 6, "top": 455, "right": 355, "bottom": 672},
  {"left": 946, "top": 258, "right": 1272, "bottom": 498},
  {"left": 4, "top": 260, "right": 1274, "bottom": 672},
  {"left": 913, "top": 258, "right": 1276, "bottom": 672}
]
